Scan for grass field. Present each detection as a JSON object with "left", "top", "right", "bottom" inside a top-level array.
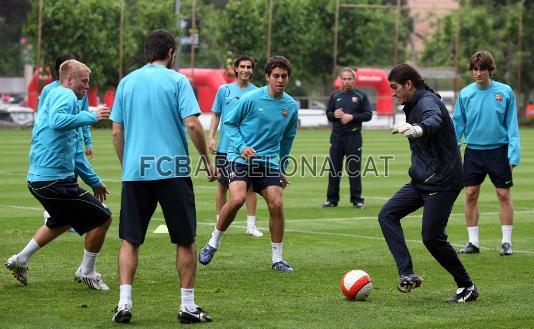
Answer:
[{"left": 1, "top": 127, "right": 533, "bottom": 329}]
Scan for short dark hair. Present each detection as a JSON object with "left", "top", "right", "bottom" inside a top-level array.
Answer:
[
  {"left": 234, "top": 55, "right": 255, "bottom": 70},
  {"left": 469, "top": 51, "right": 496, "bottom": 76},
  {"left": 144, "top": 29, "right": 176, "bottom": 63},
  {"left": 234, "top": 54, "right": 255, "bottom": 77},
  {"left": 264, "top": 55, "right": 292, "bottom": 77},
  {"left": 54, "top": 54, "right": 75, "bottom": 80}
]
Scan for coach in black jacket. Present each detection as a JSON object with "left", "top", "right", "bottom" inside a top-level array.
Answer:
[
  {"left": 322, "top": 67, "right": 373, "bottom": 208},
  {"left": 378, "top": 64, "right": 478, "bottom": 303}
]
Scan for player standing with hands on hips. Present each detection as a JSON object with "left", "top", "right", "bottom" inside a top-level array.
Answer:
[{"left": 378, "top": 64, "right": 478, "bottom": 303}]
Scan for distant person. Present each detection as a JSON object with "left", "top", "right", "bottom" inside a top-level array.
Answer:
[
  {"left": 378, "top": 63, "right": 478, "bottom": 303},
  {"left": 5, "top": 60, "right": 112, "bottom": 290},
  {"left": 208, "top": 55, "right": 262, "bottom": 237},
  {"left": 453, "top": 50, "right": 520, "bottom": 256},
  {"left": 199, "top": 55, "right": 298, "bottom": 273},
  {"left": 322, "top": 67, "right": 372, "bottom": 208},
  {"left": 110, "top": 29, "right": 216, "bottom": 324}
]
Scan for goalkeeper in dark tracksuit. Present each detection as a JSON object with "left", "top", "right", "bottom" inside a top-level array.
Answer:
[
  {"left": 322, "top": 67, "right": 372, "bottom": 208},
  {"left": 378, "top": 63, "right": 478, "bottom": 303}
]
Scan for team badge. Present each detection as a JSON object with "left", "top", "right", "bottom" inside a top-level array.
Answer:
[
  {"left": 352, "top": 96, "right": 358, "bottom": 103},
  {"left": 282, "top": 109, "right": 288, "bottom": 118},
  {"left": 495, "top": 93, "right": 503, "bottom": 102}
]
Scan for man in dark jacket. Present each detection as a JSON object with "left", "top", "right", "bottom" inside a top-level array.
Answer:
[
  {"left": 322, "top": 67, "right": 373, "bottom": 208},
  {"left": 378, "top": 64, "right": 478, "bottom": 303}
]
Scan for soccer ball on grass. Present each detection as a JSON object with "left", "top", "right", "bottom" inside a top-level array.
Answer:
[{"left": 340, "top": 269, "right": 373, "bottom": 301}]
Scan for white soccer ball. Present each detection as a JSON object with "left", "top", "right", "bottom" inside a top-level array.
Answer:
[{"left": 340, "top": 269, "right": 373, "bottom": 301}]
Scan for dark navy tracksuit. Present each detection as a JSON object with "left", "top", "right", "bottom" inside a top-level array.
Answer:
[
  {"left": 378, "top": 89, "right": 474, "bottom": 289},
  {"left": 325, "top": 88, "right": 372, "bottom": 205}
]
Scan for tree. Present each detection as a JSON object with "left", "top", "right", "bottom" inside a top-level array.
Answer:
[
  {"left": 0, "top": 0, "right": 31, "bottom": 76},
  {"left": 421, "top": 1, "right": 533, "bottom": 112},
  {"left": 24, "top": 0, "right": 176, "bottom": 88}
]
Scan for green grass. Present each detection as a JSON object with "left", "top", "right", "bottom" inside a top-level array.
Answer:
[{"left": 0, "top": 128, "right": 533, "bottom": 329}]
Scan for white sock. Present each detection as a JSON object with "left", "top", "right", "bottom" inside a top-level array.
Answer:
[
  {"left": 208, "top": 228, "right": 224, "bottom": 249},
  {"left": 79, "top": 249, "right": 98, "bottom": 275},
  {"left": 17, "top": 239, "right": 40, "bottom": 265},
  {"left": 247, "top": 215, "right": 256, "bottom": 230},
  {"left": 501, "top": 225, "right": 513, "bottom": 244},
  {"left": 467, "top": 226, "right": 479, "bottom": 247},
  {"left": 272, "top": 242, "right": 283, "bottom": 263},
  {"left": 181, "top": 288, "right": 197, "bottom": 311},
  {"left": 119, "top": 284, "right": 132, "bottom": 307}
]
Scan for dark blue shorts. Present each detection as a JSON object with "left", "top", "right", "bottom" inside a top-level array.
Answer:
[
  {"left": 463, "top": 145, "right": 513, "bottom": 188},
  {"left": 119, "top": 177, "right": 196, "bottom": 245},
  {"left": 215, "top": 152, "right": 230, "bottom": 187},
  {"left": 28, "top": 178, "right": 111, "bottom": 235},
  {"left": 227, "top": 162, "right": 283, "bottom": 194}
]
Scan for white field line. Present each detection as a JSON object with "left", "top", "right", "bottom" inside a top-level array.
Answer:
[{"left": 3, "top": 203, "right": 533, "bottom": 254}]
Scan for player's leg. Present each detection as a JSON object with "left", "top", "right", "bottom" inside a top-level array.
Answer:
[
  {"left": 255, "top": 166, "right": 292, "bottom": 272},
  {"left": 420, "top": 189, "right": 477, "bottom": 302},
  {"left": 459, "top": 147, "right": 486, "bottom": 253},
  {"left": 200, "top": 163, "right": 249, "bottom": 265},
  {"left": 377, "top": 183, "right": 423, "bottom": 291},
  {"left": 5, "top": 224, "right": 70, "bottom": 285},
  {"left": 113, "top": 181, "right": 157, "bottom": 323},
  {"left": 214, "top": 152, "right": 229, "bottom": 219},
  {"left": 324, "top": 133, "right": 343, "bottom": 207},
  {"left": 486, "top": 145, "right": 514, "bottom": 255},
  {"left": 177, "top": 244, "right": 211, "bottom": 323},
  {"left": 245, "top": 189, "right": 262, "bottom": 236},
  {"left": 157, "top": 177, "right": 212, "bottom": 323},
  {"left": 345, "top": 133, "right": 363, "bottom": 207}
]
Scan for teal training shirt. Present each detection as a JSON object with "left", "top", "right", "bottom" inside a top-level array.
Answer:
[
  {"left": 224, "top": 86, "right": 298, "bottom": 170},
  {"left": 212, "top": 82, "right": 257, "bottom": 153},
  {"left": 39, "top": 80, "right": 93, "bottom": 149},
  {"left": 28, "top": 86, "right": 98, "bottom": 182},
  {"left": 452, "top": 80, "right": 521, "bottom": 166},
  {"left": 111, "top": 64, "right": 201, "bottom": 181}
]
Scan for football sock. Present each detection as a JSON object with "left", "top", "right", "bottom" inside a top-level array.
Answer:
[
  {"left": 208, "top": 228, "right": 223, "bottom": 249},
  {"left": 501, "top": 225, "right": 513, "bottom": 244},
  {"left": 17, "top": 238, "right": 40, "bottom": 265},
  {"left": 272, "top": 242, "right": 283, "bottom": 263},
  {"left": 119, "top": 284, "right": 132, "bottom": 307},
  {"left": 80, "top": 249, "right": 98, "bottom": 275},
  {"left": 181, "top": 288, "right": 197, "bottom": 311},
  {"left": 467, "top": 226, "right": 479, "bottom": 247},
  {"left": 247, "top": 215, "right": 256, "bottom": 230}
]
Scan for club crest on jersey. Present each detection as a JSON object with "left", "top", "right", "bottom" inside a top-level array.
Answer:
[
  {"left": 352, "top": 96, "right": 358, "bottom": 103},
  {"left": 495, "top": 93, "right": 503, "bottom": 103},
  {"left": 281, "top": 109, "right": 288, "bottom": 118}
]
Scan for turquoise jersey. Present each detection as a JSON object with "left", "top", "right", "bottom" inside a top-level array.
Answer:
[
  {"left": 212, "top": 82, "right": 257, "bottom": 153},
  {"left": 224, "top": 86, "right": 298, "bottom": 170},
  {"left": 28, "top": 86, "right": 98, "bottom": 182},
  {"left": 111, "top": 64, "right": 201, "bottom": 181},
  {"left": 452, "top": 80, "right": 520, "bottom": 166},
  {"left": 39, "top": 80, "right": 93, "bottom": 149}
]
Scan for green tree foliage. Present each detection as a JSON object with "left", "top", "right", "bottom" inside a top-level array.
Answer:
[
  {"left": 24, "top": 0, "right": 176, "bottom": 88},
  {"left": 421, "top": 1, "right": 532, "bottom": 109},
  {"left": 0, "top": 0, "right": 31, "bottom": 76},
  {"left": 336, "top": 0, "right": 409, "bottom": 69}
]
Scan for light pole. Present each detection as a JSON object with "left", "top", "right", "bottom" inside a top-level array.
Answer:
[{"left": 267, "top": 0, "right": 273, "bottom": 59}]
